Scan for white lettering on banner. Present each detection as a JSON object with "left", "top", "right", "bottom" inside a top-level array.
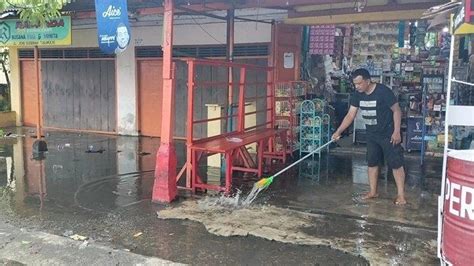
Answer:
[
  {"left": 445, "top": 178, "right": 474, "bottom": 220},
  {"left": 100, "top": 35, "right": 115, "bottom": 45},
  {"left": 102, "top": 5, "right": 121, "bottom": 18},
  {"left": 461, "top": 185, "right": 474, "bottom": 220},
  {"left": 450, "top": 182, "right": 461, "bottom": 217}
]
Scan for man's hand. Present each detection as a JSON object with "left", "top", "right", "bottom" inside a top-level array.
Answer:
[
  {"left": 391, "top": 131, "right": 401, "bottom": 145},
  {"left": 332, "top": 131, "right": 342, "bottom": 141}
]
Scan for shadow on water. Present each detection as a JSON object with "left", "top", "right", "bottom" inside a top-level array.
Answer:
[{"left": 0, "top": 128, "right": 372, "bottom": 265}]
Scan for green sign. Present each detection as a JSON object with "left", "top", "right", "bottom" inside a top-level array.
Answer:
[{"left": 0, "top": 16, "right": 71, "bottom": 46}]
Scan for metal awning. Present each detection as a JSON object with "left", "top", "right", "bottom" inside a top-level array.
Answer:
[{"left": 58, "top": 0, "right": 449, "bottom": 25}]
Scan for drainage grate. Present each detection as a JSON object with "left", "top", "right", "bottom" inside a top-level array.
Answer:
[
  {"left": 234, "top": 44, "right": 269, "bottom": 57},
  {"left": 136, "top": 47, "right": 163, "bottom": 58},
  {"left": 173, "top": 47, "right": 198, "bottom": 57},
  {"left": 136, "top": 44, "right": 269, "bottom": 59},
  {"left": 18, "top": 49, "right": 34, "bottom": 59},
  {"left": 195, "top": 46, "right": 227, "bottom": 58},
  {"left": 19, "top": 48, "right": 114, "bottom": 59},
  {"left": 41, "top": 50, "right": 64, "bottom": 58}
]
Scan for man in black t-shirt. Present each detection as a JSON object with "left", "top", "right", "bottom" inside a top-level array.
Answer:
[{"left": 332, "top": 68, "right": 407, "bottom": 205}]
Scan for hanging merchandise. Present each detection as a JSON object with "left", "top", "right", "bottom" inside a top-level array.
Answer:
[
  {"left": 398, "top": 21, "right": 406, "bottom": 48},
  {"left": 309, "top": 25, "right": 336, "bottom": 55},
  {"left": 409, "top": 21, "right": 417, "bottom": 47}
]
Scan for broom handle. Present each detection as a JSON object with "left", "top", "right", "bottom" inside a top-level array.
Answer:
[{"left": 272, "top": 139, "right": 335, "bottom": 179}]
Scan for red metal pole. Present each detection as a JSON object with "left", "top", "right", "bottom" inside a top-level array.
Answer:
[
  {"left": 238, "top": 67, "right": 246, "bottom": 132},
  {"left": 227, "top": 9, "right": 235, "bottom": 132},
  {"left": 152, "top": 0, "right": 177, "bottom": 203},
  {"left": 267, "top": 22, "right": 276, "bottom": 153},
  {"left": 34, "top": 46, "right": 42, "bottom": 139},
  {"left": 186, "top": 60, "right": 195, "bottom": 189},
  {"left": 269, "top": 22, "right": 276, "bottom": 128}
]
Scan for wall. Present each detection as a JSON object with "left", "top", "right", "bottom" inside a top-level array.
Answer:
[
  {"left": 10, "top": 14, "right": 273, "bottom": 135},
  {"left": 9, "top": 48, "right": 21, "bottom": 126}
]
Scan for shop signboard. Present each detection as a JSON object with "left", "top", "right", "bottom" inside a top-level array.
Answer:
[
  {"left": 406, "top": 117, "right": 424, "bottom": 151},
  {"left": 94, "top": 0, "right": 131, "bottom": 54},
  {"left": 453, "top": 0, "right": 474, "bottom": 35},
  {"left": 0, "top": 16, "right": 71, "bottom": 46}
]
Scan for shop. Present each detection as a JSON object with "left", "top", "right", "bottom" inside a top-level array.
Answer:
[
  {"left": 279, "top": 9, "right": 474, "bottom": 163},
  {"left": 438, "top": 1, "right": 474, "bottom": 265}
]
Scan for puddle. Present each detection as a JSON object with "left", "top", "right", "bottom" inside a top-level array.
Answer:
[
  {"left": 158, "top": 200, "right": 437, "bottom": 265},
  {"left": 0, "top": 128, "right": 442, "bottom": 264}
]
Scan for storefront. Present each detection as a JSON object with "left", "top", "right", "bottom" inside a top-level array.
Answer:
[{"left": 285, "top": 13, "right": 473, "bottom": 162}]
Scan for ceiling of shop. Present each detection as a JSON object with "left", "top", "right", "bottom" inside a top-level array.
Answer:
[{"left": 60, "top": 0, "right": 450, "bottom": 24}]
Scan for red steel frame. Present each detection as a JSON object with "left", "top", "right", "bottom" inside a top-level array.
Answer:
[
  {"left": 152, "top": 0, "right": 177, "bottom": 203},
  {"left": 176, "top": 58, "right": 286, "bottom": 193}
]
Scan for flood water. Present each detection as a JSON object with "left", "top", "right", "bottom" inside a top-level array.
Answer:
[{"left": 0, "top": 128, "right": 442, "bottom": 264}]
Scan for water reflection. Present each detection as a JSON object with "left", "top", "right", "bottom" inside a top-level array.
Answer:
[
  {"left": 0, "top": 128, "right": 442, "bottom": 229},
  {"left": 0, "top": 130, "right": 167, "bottom": 213}
]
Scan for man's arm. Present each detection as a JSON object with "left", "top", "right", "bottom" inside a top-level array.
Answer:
[
  {"left": 390, "top": 102, "right": 402, "bottom": 145},
  {"left": 332, "top": 106, "right": 358, "bottom": 140}
]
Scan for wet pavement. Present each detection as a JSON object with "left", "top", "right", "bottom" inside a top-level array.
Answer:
[{"left": 0, "top": 127, "right": 442, "bottom": 264}]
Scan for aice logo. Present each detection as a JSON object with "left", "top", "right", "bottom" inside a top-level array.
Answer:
[
  {"left": 102, "top": 5, "right": 121, "bottom": 18},
  {"left": 100, "top": 35, "right": 115, "bottom": 46}
]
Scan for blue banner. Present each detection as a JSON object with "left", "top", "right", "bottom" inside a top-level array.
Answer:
[
  {"left": 94, "top": 0, "right": 131, "bottom": 54},
  {"left": 406, "top": 117, "right": 423, "bottom": 151},
  {"left": 398, "top": 21, "right": 405, "bottom": 48}
]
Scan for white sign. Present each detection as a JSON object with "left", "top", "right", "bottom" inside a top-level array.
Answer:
[{"left": 284, "top": 52, "right": 294, "bottom": 69}]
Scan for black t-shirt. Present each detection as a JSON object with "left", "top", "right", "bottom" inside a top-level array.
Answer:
[{"left": 350, "top": 83, "right": 397, "bottom": 137}]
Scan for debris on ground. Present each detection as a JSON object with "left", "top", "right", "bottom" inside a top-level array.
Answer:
[
  {"left": 85, "top": 148, "right": 106, "bottom": 154},
  {"left": 62, "top": 230, "right": 74, "bottom": 237},
  {"left": 0, "top": 131, "right": 26, "bottom": 138},
  {"left": 79, "top": 240, "right": 89, "bottom": 249},
  {"left": 69, "top": 234, "right": 88, "bottom": 241},
  {"left": 133, "top": 232, "right": 143, "bottom": 238},
  {"left": 138, "top": 152, "right": 151, "bottom": 156}
]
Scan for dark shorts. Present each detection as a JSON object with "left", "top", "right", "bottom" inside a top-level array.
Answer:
[{"left": 366, "top": 136, "right": 404, "bottom": 169}]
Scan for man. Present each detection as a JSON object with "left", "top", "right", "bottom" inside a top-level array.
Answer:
[
  {"left": 115, "top": 23, "right": 130, "bottom": 54},
  {"left": 332, "top": 68, "right": 407, "bottom": 205}
]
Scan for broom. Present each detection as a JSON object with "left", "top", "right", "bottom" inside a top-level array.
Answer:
[{"left": 243, "top": 138, "right": 336, "bottom": 205}]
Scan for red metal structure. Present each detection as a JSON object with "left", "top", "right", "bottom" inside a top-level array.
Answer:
[
  {"left": 442, "top": 151, "right": 474, "bottom": 265},
  {"left": 152, "top": 0, "right": 177, "bottom": 203},
  {"left": 177, "top": 58, "right": 287, "bottom": 194}
]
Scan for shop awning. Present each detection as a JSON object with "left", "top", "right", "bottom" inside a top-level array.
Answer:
[
  {"left": 453, "top": 0, "right": 474, "bottom": 35},
  {"left": 284, "top": 0, "right": 448, "bottom": 25}
]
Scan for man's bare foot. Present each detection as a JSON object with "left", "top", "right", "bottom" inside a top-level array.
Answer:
[
  {"left": 362, "top": 193, "right": 379, "bottom": 200},
  {"left": 393, "top": 195, "right": 407, "bottom": 205}
]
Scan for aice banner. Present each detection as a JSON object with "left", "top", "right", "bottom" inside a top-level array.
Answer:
[{"left": 94, "top": 0, "right": 131, "bottom": 54}]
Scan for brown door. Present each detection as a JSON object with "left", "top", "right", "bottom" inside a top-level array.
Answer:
[
  {"left": 21, "top": 60, "right": 38, "bottom": 126},
  {"left": 275, "top": 24, "right": 302, "bottom": 82},
  {"left": 137, "top": 60, "right": 163, "bottom": 137},
  {"left": 41, "top": 60, "right": 116, "bottom": 132}
]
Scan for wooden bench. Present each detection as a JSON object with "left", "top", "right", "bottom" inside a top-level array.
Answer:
[{"left": 190, "top": 128, "right": 287, "bottom": 193}]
